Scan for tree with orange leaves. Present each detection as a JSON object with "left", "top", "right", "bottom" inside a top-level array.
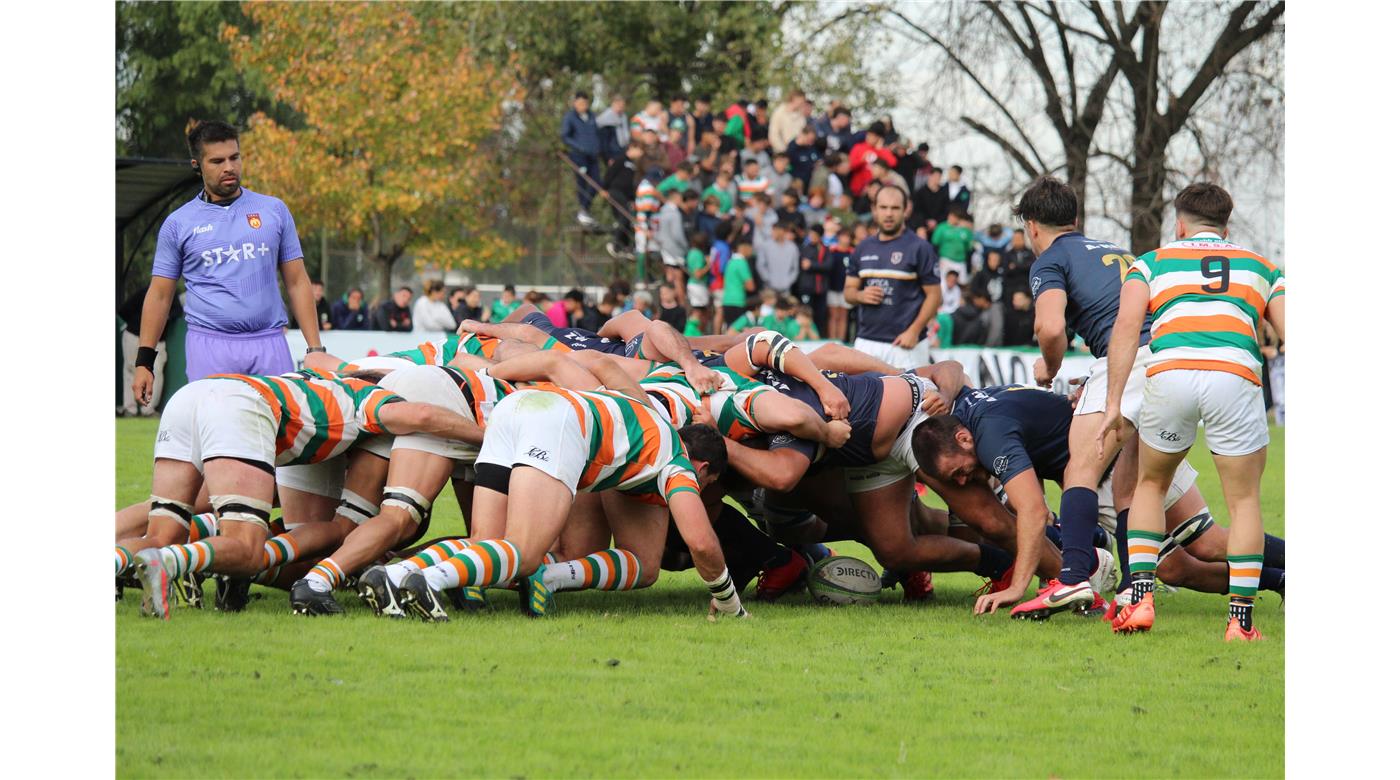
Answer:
[{"left": 224, "top": 2, "right": 519, "bottom": 299}]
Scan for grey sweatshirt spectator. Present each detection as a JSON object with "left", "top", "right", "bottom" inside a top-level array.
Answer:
[
  {"left": 756, "top": 222, "right": 800, "bottom": 293},
  {"left": 595, "top": 95, "right": 630, "bottom": 164},
  {"left": 656, "top": 192, "right": 689, "bottom": 266}
]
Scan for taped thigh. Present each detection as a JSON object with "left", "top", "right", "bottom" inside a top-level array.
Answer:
[
  {"left": 149, "top": 496, "right": 194, "bottom": 529},
  {"left": 335, "top": 490, "right": 379, "bottom": 526},
  {"left": 381, "top": 486, "right": 432, "bottom": 526},
  {"left": 1160, "top": 511, "right": 1216, "bottom": 559},
  {"left": 744, "top": 330, "right": 796, "bottom": 374},
  {"left": 211, "top": 494, "right": 273, "bottom": 529}
]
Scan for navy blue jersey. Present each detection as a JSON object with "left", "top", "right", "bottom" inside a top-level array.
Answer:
[
  {"left": 951, "top": 384, "right": 1072, "bottom": 485},
  {"left": 1028, "top": 232, "right": 1149, "bottom": 358},
  {"left": 847, "top": 228, "right": 939, "bottom": 343},
  {"left": 522, "top": 311, "right": 643, "bottom": 358},
  {"left": 762, "top": 369, "right": 887, "bottom": 467}
]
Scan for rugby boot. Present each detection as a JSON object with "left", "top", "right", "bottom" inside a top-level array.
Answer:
[
  {"left": 1079, "top": 591, "right": 1108, "bottom": 618},
  {"left": 1224, "top": 617, "right": 1264, "bottom": 642},
  {"left": 173, "top": 571, "right": 205, "bottom": 609},
  {"left": 755, "top": 550, "right": 809, "bottom": 602},
  {"left": 1009, "top": 578, "right": 1094, "bottom": 620},
  {"left": 902, "top": 570, "right": 934, "bottom": 602},
  {"left": 518, "top": 566, "right": 555, "bottom": 618},
  {"left": 974, "top": 565, "right": 1018, "bottom": 599},
  {"left": 1088, "top": 547, "right": 1118, "bottom": 596},
  {"left": 290, "top": 579, "right": 344, "bottom": 616},
  {"left": 356, "top": 565, "right": 404, "bottom": 618},
  {"left": 1111, "top": 591, "right": 1155, "bottom": 634},
  {"left": 398, "top": 571, "right": 450, "bottom": 622},
  {"left": 1103, "top": 589, "right": 1132, "bottom": 623},
  {"left": 214, "top": 575, "right": 252, "bottom": 612},
  {"left": 446, "top": 586, "right": 491, "bottom": 613},
  {"left": 135, "top": 549, "right": 172, "bottom": 621}
]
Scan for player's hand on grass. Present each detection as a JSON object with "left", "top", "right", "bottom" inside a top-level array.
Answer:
[
  {"left": 973, "top": 588, "right": 1022, "bottom": 615},
  {"left": 1033, "top": 358, "right": 1054, "bottom": 388},
  {"left": 817, "top": 385, "right": 851, "bottom": 420},
  {"left": 1096, "top": 406, "right": 1124, "bottom": 459},
  {"left": 685, "top": 364, "right": 724, "bottom": 395},
  {"left": 133, "top": 367, "right": 154, "bottom": 408},
  {"left": 708, "top": 598, "right": 751, "bottom": 621},
  {"left": 823, "top": 419, "right": 852, "bottom": 449}
]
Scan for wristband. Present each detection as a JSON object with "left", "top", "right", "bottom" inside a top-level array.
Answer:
[
  {"left": 306, "top": 346, "right": 327, "bottom": 354},
  {"left": 135, "top": 346, "right": 158, "bottom": 371},
  {"left": 704, "top": 567, "right": 743, "bottom": 614}
]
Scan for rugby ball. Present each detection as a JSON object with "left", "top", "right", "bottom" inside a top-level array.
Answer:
[{"left": 807, "top": 556, "right": 882, "bottom": 605}]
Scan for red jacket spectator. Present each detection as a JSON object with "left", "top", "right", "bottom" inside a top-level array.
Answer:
[{"left": 849, "top": 138, "right": 896, "bottom": 196}]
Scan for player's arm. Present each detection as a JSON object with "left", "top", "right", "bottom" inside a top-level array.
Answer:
[
  {"left": 628, "top": 314, "right": 724, "bottom": 394},
  {"left": 1265, "top": 295, "right": 1285, "bottom": 345},
  {"left": 807, "top": 342, "right": 899, "bottom": 375},
  {"left": 913, "top": 360, "right": 972, "bottom": 414},
  {"left": 1095, "top": 278, "right": 1150, "bottom": 453},
  {"left": 376, "top": 401, "right": 486, "bottom": 445},
  {"left": 845, "top": 274, "right": 880, "bottom": 306},
  {"left": 1033, "top": 289, "right": 1068, "bottom": 386},
  {"left": 749, "top": 391, "right": 852, "bottom": 449},
  {"left": 133, "top": 275, "right": 178, "bottom": 407},
  {"left": 973, "top": 469, "right": 1052, "bottom": 615},
  {"left": 455, "top": 318, "right": 548, "bottom": 346},
  {"left": 279, "top": 258, "right": 324, "bottom": 350},
  {"left": 667, "top": 489, "right": 748, "bottom": 618},
  {"left": 729, "top": 331, "right": 850, "bottom": 420},
  {"left": 894, "top": 282, "right": 940, "bottom": 349},
  {"left": 723, "top": 438, "right": 813, "bottom": 493},
  {"left": 588, "top": 356, "right": 649, "bottom": 402},
  {"left": 487, "top": 350, "right": 602, "bottom": 391}
]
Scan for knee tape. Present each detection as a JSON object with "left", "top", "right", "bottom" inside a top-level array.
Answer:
[
  {"left": 1161, "top": 511, "right": 1215, "bottom": 559},
  {"left": 336, "top": 490, "right": 378, "bottom": 526},
  {"left": 381, "top": 486, "right": 432, "bottom": 526},
  {"left": 211, "top": 494, "right": 273, "bottom": 529},
  {"left": 149, "top": 496, "right": 194, "bottom": 528},
  {"left": 745, "top": 330, "right": 796, "bottom": 374}
]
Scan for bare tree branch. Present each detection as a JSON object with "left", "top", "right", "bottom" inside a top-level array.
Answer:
[
  {"left": 960, "top": 116, "right": 1042, "bottom": 180},
  {"left": 1165, "top": 1, "right": 1284, "bottom": 133}
]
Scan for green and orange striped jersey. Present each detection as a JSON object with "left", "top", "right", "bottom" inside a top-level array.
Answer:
[
  {"left": 389, "top": 333, "right": 501, "bottom": 365},
  {"left": 635, "top": 179, "right": 661, "bottom": 235},
  {"left": 441, "top": 366, "right": 516, "bottom": 427},
  {"left": 1126, "top": 234, "right": 1285, "bottom": 385},
  {"left": 640, "top": 364, "right": 772, "bottom": 441},
  {"left": 529, "top": 385, "right": 701, "bottom": 503},
  {"left": 209, "top": 369, "right": 404, "bottom": 465},
  {"left": 736, "top": 174, "right": 769, "bottom": 204}
]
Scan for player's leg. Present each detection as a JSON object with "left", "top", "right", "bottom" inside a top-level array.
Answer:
[
  {"left": 1213, "top": 447, "right": 1269, "bottom": 637},
  {"left": 118, "top": 458, "right": 202, "bottom": 610},
  {"left": 850, "top": 476, "right": 989, "bottom": 584},
  {"left": 534, "top": 491, "right": 658, "bottom": 610},
  {"left": 134, "top": 458, "right": 275, "bottom": 619},
  {"left": 1060, "top": 412, "right": 1129, "bottom": 589},
  {"left": 932, "top": 477, "right": 1061, "bottom": 583},
  {"left": 556, "top": 491, "right": 611, "bottom": 560},
  {"left": 294, "top": 450, "right": 453, "bottom": 615}
]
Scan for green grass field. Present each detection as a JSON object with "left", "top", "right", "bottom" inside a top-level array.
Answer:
[{"left": 116, "top": 417, "right": 1284, "bottom": 779}]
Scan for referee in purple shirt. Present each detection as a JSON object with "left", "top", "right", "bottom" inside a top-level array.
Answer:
[{"left": 132, "top": 120, "right": 325, "bottom": 409}]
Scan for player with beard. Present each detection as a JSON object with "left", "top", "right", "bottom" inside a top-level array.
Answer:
[{"left": 844, "top": 186, "right": 941, "bottom": 370}]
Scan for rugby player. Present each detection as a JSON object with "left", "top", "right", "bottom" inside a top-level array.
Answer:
[
  {"left": 384, "top": 386, "right": 747, "bottom": 621},
  {"left": 123, "top": 369, "right": 484, "bottom": 620},
  {"left": 1098, "top": 183, "right": 1284, "bottom": 640},
  {"left": 1016, "top": 176, "right": 1147, "bottom": 617},
  {"left": 289, "top": 350, "right": 648, "bottom": 616},
  {"left": 911, "top": 384, "right": 1116, "bottom": 618},
  {"left": 843, "top": 186, "right": 941, "bottom": 370}
]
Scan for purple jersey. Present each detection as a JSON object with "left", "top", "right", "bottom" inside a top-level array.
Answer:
[{"left": 152, "top": 189, "right": 303, "bottom": 334}]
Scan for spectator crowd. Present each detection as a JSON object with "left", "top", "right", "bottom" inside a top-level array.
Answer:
[{"left": 561, "top": 88, "right": 1042, "bottom": 348}]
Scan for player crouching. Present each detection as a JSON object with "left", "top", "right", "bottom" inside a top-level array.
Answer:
[{"left": 388, "top": 385, "right": 747, "bottom": 621}]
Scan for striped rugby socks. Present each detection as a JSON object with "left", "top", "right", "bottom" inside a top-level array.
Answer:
[
  {"left": 116, "top": 546, "right": 133, "bottom": 577},
  {"left": 1126, "top": 529, "right": 1165, "bottom": 603},
  {"left": 156, "top": 541, "right": 216, "bottom": 577},
  {"left": 1228, "top": 554, "right": 1263, "bottom": 631},
  {"left": 421, "top": 540, "right": 521, "bottom": 591},
  {"left": 188, "top": 512, "right": 219, "bottom": 542},
  {"left": 305, "top": 559, "right": 346, "bottom": 593},
  {"left": 542, "top": 549, "right": 642, "bottom": 592}
]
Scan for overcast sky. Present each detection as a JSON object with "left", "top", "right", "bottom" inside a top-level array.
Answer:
[{"left": 834, "top": 1, "right": 1284, "bottom": 262}]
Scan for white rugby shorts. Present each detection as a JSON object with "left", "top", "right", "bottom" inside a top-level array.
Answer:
[
  {"left": 853, "top": 337, "right": 930, "bottom": 371},
  {"left": 1075, "top": 344, "right": 1150, "bottom": 427},
  {"left": 275, "top": 456, "right": 347, "bottom": 499},
  {"left": 376, "top": 366, "right": 480, "bottom": 463},
  {"left": 1139, "top": 369, "right": 1268, "bottom": 456},
  {"left": 153, "top": 379, "right": 277, "bottom": 472},
  {"left": 475, "top": 391, "right": 589, "bottom": 495},
  {"left": 1096, "top": 459, "right": 1199, "bottom": 535}
]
